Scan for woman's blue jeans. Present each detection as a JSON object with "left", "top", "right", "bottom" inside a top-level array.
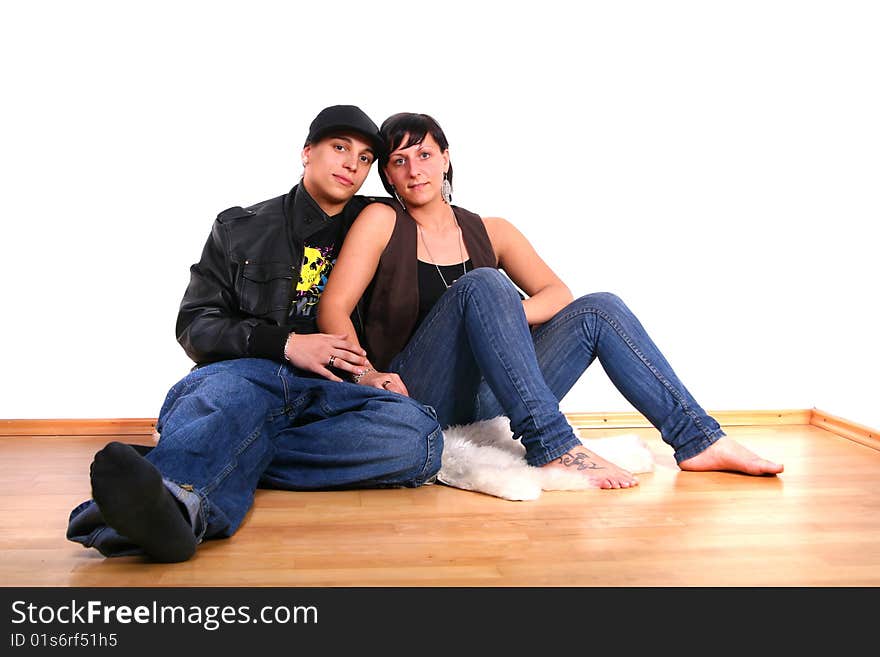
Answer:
[
  {"left": 67, "top": 358, "right": 442, "bottom": 557},
  {"left": 390, "top": 268, "right": 724, "bottom": 467}
]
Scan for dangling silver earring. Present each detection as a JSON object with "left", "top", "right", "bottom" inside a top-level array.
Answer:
[
  {"left": 441, "top": 172, "right": 453, "bottom": 204},
  {"left": 392, "top": 187, "right": 406, "bottom": 210}
]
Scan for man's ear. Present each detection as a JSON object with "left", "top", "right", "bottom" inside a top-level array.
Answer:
[{"left": 301, "top": 145, "right": 311, "bottom": 166}]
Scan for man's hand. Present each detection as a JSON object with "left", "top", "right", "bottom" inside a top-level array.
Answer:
[
  {"left": 359, "top": 369, "right": 409, "bottom": 397},
  {"left": 284, "top": 333, "right": 368, "bottom": 382}
]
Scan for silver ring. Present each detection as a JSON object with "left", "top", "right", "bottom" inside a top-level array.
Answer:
[
  {"left": 381, "top": 380, "right": 392, "bottom": 389},
  {"left": 328, "top": 355, "right": 337, "bottom": 367}
]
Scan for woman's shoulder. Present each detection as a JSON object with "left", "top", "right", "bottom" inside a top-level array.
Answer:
[
  {"left": 480, "top": 215, "right": 515, "bottom": 239},
  {"left": 350, "top": 199, "right": 398, "bottom": 234},
  {"left": 336, "top": 200, "right": 396, "bottom": 252},
  {"left": 480, "top": 216, "right": 537, "bottom": 261},
  {"left": 358, "top": 198, "right": 398, "bottom": 220},
  {"left": 452, "top": 206, "right": 509, "bottom": 230},
  {"left": 480, "top": 215, "right": 511, "bottom": 227}
]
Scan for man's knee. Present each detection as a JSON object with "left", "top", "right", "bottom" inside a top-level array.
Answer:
[
  {"left": 157, "top": 367, "right": 277, "bottom": 438},
  {"left": 185, "top": 360, "right": 279, "bottom": 403}
]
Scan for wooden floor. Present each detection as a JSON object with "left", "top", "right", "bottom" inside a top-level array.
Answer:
[{"left": 2, "top": 423, "right": 879, "bottom": 587}]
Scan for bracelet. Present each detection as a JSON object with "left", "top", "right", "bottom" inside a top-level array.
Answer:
[
  {"left": 282, "top": 332, "right": 295, "bottom": 363},
  {"left": 351, "top": 366, "right": 375, "bottom": 384}
]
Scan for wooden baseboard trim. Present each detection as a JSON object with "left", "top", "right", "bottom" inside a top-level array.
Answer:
[
  {"left": 1, "top": 409, "right": 816, "bottom": 437},
  {"left": 0, "top": 418, "right": 157, "bottom": 437},
  {"left": 566, "top": 408, "right": 813, "bottom": 429},
  {"left": 810, "top": 408, "right": 880, "bottom": 451},
  {"left": 3, "top": 410, "right": 876, "bottom": 448}
]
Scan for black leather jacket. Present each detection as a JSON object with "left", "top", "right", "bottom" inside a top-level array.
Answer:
[{"left": 176, "top": 184, "right": 372, "bottom": 365}]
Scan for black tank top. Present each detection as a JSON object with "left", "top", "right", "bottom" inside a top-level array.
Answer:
[{"left": 415, "top": 259, "right": 473, "bottom": 332}]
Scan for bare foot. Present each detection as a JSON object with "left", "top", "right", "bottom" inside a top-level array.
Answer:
[
  {"left": 542, "top": 445, "right": 639, "bottom": 489},
  {"left": 679, "top": 436, "right": 783, "bottom": 476}
]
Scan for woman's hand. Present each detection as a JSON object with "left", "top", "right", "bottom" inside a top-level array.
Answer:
[
  {"left": 358, "top": 369, "right": 409, "bottom": 396},
  {"left": 284, "top": 333, "right": 368, "bottom": 382}
]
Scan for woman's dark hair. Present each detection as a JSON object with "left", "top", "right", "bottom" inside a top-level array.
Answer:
[{"left": 378, "top": 112, "right": 452, "bottom": 196}]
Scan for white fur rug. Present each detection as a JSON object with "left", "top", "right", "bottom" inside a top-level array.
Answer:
[
  {"left": 153, "top": 416, "right": 655, "bottom": 502},
  {"left": 438, "top": 416, "right": 655, "bottom": 501}
]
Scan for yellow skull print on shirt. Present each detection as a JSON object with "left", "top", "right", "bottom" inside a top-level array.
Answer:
[
  {"left": 291, "top": 245, "right": 335, "bottom": 319},
  {"left": 297, "top": 246, "right": 325, "bottom": 292}
]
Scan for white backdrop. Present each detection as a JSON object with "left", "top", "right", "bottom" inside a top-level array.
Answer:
[{"left": 2, "top": 1, "right": 877, "bottom": 428}]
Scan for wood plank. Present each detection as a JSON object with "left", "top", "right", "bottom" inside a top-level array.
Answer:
[{"left": 2, "top": 424, "right": 880, "bottom": 586}]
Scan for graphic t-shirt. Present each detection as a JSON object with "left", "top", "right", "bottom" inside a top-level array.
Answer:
[{"left": 288, "top": 219, "right": 345, "bottom": 333}]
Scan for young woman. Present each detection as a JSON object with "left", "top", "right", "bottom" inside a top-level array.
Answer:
[{"left": 318, "top": 112, "right": 783, "bottom": 488}]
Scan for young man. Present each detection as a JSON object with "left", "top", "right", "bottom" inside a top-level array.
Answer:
[{"left": 67, "top": 106, "right": 443, "bottom": 562}]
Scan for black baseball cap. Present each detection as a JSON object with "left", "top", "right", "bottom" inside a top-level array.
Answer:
[{"left": 305, "top": 105, "right": 383, "bottom": 153}]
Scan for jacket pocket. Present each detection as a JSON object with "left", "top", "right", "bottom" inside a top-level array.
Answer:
[{"left": 236, "top": 261, "right": 296, "bottom": 317}]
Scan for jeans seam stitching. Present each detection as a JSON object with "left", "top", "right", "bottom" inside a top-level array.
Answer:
[
  {"left": 577, "top": 305, "right": 714, "bottom": 440},
  {"left": 464, "top": 277, "right": 551, "bottom": 450},
  {"left": 198, "top": 423, "right": 266, "bottom": 497},
  {"left": 416, "top": 424, "right": 442, "bottom": 483}
]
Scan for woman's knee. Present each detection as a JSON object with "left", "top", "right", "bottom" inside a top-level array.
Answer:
[
  {"left": 573, "top": 291, "right": 632, "bottom": 318},
  {"left": 454, "top": 267, "right": 519, "bottom": 303}
]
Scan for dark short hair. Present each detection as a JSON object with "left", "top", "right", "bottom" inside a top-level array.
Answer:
[{"left": 378, "top": 112, "right": 452, "bottom": 196}]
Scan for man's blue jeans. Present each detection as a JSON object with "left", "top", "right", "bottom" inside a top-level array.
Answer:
[
  {"left": 390, "top": 268, "right": 724, "bottom": 467},
  {"left": 67, "top": 358, "right": 442, "bottom": 557}
]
